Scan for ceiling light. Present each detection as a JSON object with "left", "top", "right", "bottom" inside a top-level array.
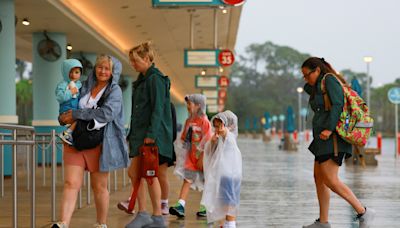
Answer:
[
  {"left": 22, "top": 18, "right": 30, "bottom": 26},
  {"left": 66, "top": 43, "right": 73, "bottom": 51}
]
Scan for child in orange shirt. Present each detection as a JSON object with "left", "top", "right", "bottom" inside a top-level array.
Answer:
[{"left": 170, "top": 94, "right": 212, "bottom": 218}]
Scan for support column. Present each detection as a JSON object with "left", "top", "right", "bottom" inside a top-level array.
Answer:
[
  {"left": 0, "top": 0, "right": 17, "bottom": 176},
  {"left": 175, "top": 104, "right": 187, "bottom": 133},
  {"left": 32, "top": 32, "right": 66, "bottom": 164},
  {"left": 122, "top": 75, "right": 133, "bottom": 128}
]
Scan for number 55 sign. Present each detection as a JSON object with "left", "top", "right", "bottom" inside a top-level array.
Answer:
[{"left": 218, "top": 49, "right": 235, "bottom": 67}]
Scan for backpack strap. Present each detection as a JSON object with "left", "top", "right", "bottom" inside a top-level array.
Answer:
[
  {"left": 322, "top": 73, "right": 341, "bottom": 156},
  {"left": 321, "top": 74, "right": 333, "bottom": 111},
  {"left": 96, "top": 83, "right": 112, "bottom": 108}
]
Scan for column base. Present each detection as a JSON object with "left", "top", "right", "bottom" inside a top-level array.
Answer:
[{"left": 0, "top": 115, "right": 18, "bottom": 124}]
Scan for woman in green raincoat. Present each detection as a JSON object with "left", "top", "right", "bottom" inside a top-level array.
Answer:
[
  {"left": 125, "top": 42, "right": 173, "bottom": 228},
  {"left": 301, "top": 57, "right": 375, "bottom": 228}
]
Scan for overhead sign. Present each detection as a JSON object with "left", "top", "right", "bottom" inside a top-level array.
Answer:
[
  {"left": 218, "top": 75, "right": 230, "bottom": 87},
  {"left": 206, "top": 98, "right": 218, "bottom": 105},
  {"left": 388, "top": 87, "right": 400, "bottom": 104},
  {"left": 207, "top": 104, "right": 218, "bottom": 113},
  {"left": 222, "top": 0, "right": 245, "bottom": 6},
  {"left": 152, "top": 0, "right": 241, "bottom": 7},
  {"left": 218, "top": 104, "right": 225, "bottom": 112},
  {"left": 218, "top": 89, "right": 227, "bottom": 99},
  {"left": 218, "top": 98, "right": 225, "bottom": 105},
  {"left": 184, "top": 49, "right": 219, "bottom": 67},
  {"left": 218, "top": 49, "right": 235, "bottom": 67},
  {"left": 202, "top": 90, "right": 218, "bottom": 99},
  {"left": 195, "top": 75, "right": 219, "bottom": 88}
]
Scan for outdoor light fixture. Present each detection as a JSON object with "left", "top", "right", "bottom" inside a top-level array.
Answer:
[
  {"left": 297, "top": 87, "right": 304, "bottom": 93},
  {"left": 201, "top": 69, "right": 206, "bottom": 76},
  {"left": 219, "top": 67, "right": 224, "bottom": 73},
  {"left": 363, "top": 56, "right": 373, "bottom": 63},
  {"left": 222, "top": 9, "right": 228, "bottom": 14},
  {"left": 363, "top": 56, "right": 373, "bottom": 108},
  {"left": 22, "top": 18, "right": 30, "bottom": 26},
  {"left": 66, "top": 43, "right": 73, "bottom": 51}
]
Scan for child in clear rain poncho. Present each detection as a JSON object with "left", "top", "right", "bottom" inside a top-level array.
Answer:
[
  {"left": 170, "top": 94, "right": 212, "bottom": 218},
  {"left": 202, "top": 110, "right": 242, "bottom": 228}
]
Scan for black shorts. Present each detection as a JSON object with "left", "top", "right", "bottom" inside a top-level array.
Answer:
[
  {"left": 159, "top": 154, "right": 173, "bottom": 166},
  {"left": 315, "top": 152, "right": 346, "bottom": 166}
]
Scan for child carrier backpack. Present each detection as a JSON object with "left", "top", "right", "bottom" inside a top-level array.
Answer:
[{"left": 321, "top": 73, "right": 373, "bottom": 147}]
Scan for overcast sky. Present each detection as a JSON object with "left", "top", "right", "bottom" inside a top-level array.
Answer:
[{"left": 235, "top": 0, "right": 400, "bottom": 87}]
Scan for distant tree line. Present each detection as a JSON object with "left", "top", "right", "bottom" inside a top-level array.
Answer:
[{"left": 226, "top": 41, "right": 398, "bottom": 136}]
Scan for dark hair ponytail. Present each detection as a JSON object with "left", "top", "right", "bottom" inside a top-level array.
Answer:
[{"left": 302, "top": 57, "right": 347, "bottom": 84}]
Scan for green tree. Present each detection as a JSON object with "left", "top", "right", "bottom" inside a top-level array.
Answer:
[
  {"left": 16, "top": 79, "right": 33, "bottom": 125},
  {"left": 227, "top": 41, "right": 310, "bottom": 131}
]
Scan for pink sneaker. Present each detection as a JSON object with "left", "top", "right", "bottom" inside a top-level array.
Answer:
[{"left": 117, "top": 199, "right": 135, "bottom": 214}]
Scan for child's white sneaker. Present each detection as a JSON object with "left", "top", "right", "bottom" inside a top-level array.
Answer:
[{"left": 58, "top": 130, "right": 73, "bottom": 145}]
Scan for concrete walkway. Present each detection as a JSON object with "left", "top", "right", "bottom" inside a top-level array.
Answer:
[{"left": 1, "top": 136, "right": 399, "bottom": 227}]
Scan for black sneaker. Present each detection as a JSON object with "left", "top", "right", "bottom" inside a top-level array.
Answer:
[
  {"left": 169, "top": 202, "right": 185, "bottom": 217},
  {"left": 196, "top": 205, "right": 207, "bottom": 217}
]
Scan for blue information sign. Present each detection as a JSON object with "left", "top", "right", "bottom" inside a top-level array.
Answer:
[
  {"left": 388, "top": 87, "right": 400, "bottom": 104},
  {"left": 153, "top": 0, "right": 226, "bottom": 7}
]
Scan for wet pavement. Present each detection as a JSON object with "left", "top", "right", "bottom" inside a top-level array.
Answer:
[
  {"left": 237, "top": 136, "right": 400, "bottom": 228},
  {"left": 1, "top": 136, "right": 399, "bottom": 227}
]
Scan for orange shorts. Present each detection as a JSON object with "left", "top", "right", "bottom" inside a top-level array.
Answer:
[{"left": 63, "top": 144, "right": 102, "bottom": 172}]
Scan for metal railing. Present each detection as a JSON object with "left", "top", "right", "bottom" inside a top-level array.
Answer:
[
  {"left": 0, "top": 124, "right": 35, "bottom": 228},
  {"left": 0, "top": 124, "right": 130, "bottom": 227}
]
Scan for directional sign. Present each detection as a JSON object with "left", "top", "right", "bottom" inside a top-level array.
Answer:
[
  {"left": 218, "top": 88, "right": 227, "bottom": 99},
  {"left": 388, "top": 87, "right": 400, "bottom": 104},
  {"left": 153, "top": 0, "right": 227, "bottom": 7},
  {"left": 222, "top": 0, "right": 245, "bottom": 5},
  {"left": 218, "top": 75, "right": 230, "bottom": 87},
  {"left": 195, "top": 75, "right": 219, "bottom": 88},
  {"left": 206, "top": 98, "right": 218, "bottom": 105},
  {"left": 218, "top": 104, "right": 225, "bottom": 112},
  {"left": 207, "top": 104, "right": 218, "bottom": 113},
  {"left": 202, "top": 90, "right": 218, "bottom": 99},
  {"left": 218, "top": 49, "right": 235, "bottom": 67},
  {"left": 184, "top": 49, "right": 219, "bottom": 67},
  {"left": 218, "top": 97, "right": 225, "bottom": 105}
]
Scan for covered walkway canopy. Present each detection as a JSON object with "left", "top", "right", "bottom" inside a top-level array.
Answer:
[{"left": 13, "top": 0, "right": 242, "bottom": 102}]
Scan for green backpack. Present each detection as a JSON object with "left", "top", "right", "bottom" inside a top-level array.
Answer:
[{"left": 321, "top": 73, "right": 373, "bottom": 147}]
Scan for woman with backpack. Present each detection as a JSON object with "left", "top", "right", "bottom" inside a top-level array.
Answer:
[{"left": 301, "top": 57, "right": 375, "bottom": 228}]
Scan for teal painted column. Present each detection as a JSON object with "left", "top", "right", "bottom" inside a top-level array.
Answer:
[
  {"left": 0, "top": 0, "right": 17, "bottom": 123},
  {"left": 0, "top": 0, "right": 17, "bottom": 176},
  {"left": 175, "top": 104, "right": 188, "bottom": 132},
  {"left": 122, "top": 75, "right": 133, "bottom": 128},
  {"left": 32, "top": 32, "right": 67, "bottom": 164}
]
